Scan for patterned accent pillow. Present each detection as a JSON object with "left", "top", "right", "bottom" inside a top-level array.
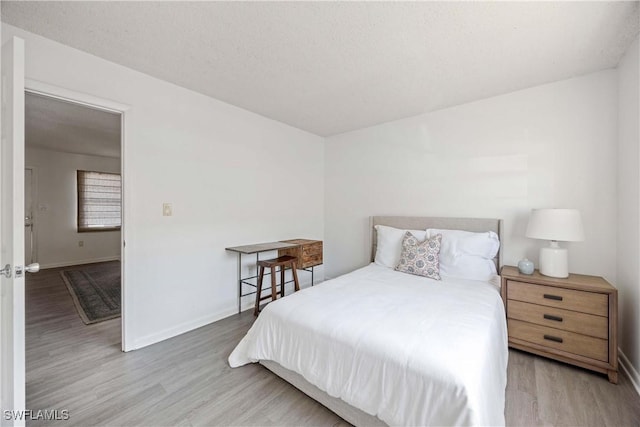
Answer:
[{"left": 395, "top": 232, "right": 442, "bottom": 280}]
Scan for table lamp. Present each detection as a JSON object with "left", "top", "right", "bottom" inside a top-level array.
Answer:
[{"left": 525, "top": 208, "right": 584, "bottom": 278}]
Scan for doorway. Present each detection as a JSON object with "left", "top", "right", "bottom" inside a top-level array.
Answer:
[{"left": 24, "top": 87, "right": 127, "bottom": 352}]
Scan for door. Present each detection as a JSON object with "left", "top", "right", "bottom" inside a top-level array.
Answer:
[
  {"left": 1, "top": 37, "right": 26, "bottom": 426},
  {"left": 24, "top": 169, "right": 33, "bottom": 265}
]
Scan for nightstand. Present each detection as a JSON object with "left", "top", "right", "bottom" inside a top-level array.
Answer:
[{"left": 500, "top": 266, "right": 618, "bottom": 383}]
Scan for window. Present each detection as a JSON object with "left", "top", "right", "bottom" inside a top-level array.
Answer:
[{"left": 77, "top": 170, "right": 121, "bottom": 232}]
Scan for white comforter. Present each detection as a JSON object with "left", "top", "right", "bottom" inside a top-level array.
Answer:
[{"left": 229, "top": 264, "right": 508, "bottom": 426}]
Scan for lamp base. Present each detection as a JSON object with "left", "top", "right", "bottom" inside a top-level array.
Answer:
[{"left": 539, "top": 241, "right": 569, "bottom": 278}]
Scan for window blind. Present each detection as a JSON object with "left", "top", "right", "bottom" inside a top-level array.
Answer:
[{"left": 77, "top": 170, "right": 122, "bottom": 232}]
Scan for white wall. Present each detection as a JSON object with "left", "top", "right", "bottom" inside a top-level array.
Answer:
[
  {"left": 2, "top": 25, "right": 324, "bottom": 350},
  {"left": 325, "top": 70, "right": 618, "bottom": 282},
  {"left": 616, "top": 35, "right": 640, "bottom": 388},
  {"left": 26, "top": 147, "right": 121, "bottom": 268},
  {"left": 6, "top": 22, "right": 633, "bottom": 370}
]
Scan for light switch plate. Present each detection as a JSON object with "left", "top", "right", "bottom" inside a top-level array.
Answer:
[{"left": 163, "top": 203, "right": 172, "bottom": 216}]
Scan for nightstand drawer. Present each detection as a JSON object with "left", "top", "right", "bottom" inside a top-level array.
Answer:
[
  {"left": 508, "top": 319, "right": 608, "bottom": 362},
  {"left": 507, "top": 300, "right": 608, "bottom": 339},
  {"left": 507, "top": 280, "right": 608, "bottom": 316}
]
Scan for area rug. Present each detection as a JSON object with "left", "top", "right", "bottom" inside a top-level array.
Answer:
[{"left": 60, "top": 261, "right": 121, "bottom": 325}]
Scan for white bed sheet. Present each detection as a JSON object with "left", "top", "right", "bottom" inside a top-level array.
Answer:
[{"left": 229, "top": 264, "right": 508, "bottom": 426}]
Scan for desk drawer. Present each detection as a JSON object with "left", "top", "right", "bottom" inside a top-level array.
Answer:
[
  {"left": 507, "top": 300, "right": 608, "bottom": 339},
  {"left": 279, "top": 239, "right": 323, "bottom": 269},
  {"left": 303, "top": 244, "right": 322, "bottom": 257},
  {"left": 507, "top": 280, "right": 608, "bottom": 316},
  {"left": 509, "top": 319, "right": 608, "bottom": 362}
]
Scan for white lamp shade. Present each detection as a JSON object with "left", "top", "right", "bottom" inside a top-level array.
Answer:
[{"left": 526, "top": 209, "right": 585, "bottom": 242}]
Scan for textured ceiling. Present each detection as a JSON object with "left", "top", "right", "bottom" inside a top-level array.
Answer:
[
  {"left": 26, "top": 93, "right": 121, "bottom": 158},
  {"left": 4, "top": 1, "right": 639, "bottom": 136}
]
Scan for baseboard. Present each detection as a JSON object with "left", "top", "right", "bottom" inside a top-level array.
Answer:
[
  {"left": 39, "top": 256, "right": 121, "bottom": 269},
  {"left": 130, "top": 306, "right": 240, "bottom": 350},
  {"left": 619, "top": 348, "right": 640, "bottom": 396},
  {"left": 129, "top": 279, "right": 323, "bottom": 351}
]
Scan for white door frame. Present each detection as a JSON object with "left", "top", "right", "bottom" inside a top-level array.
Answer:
[
  {"left": 24, "top": 79, "right": 132, "bottom": 352},
  {"left": 1, "top": 36, "right": 26, "bottom": 427}
]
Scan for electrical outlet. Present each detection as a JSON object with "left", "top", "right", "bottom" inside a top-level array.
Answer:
[
  {"left": 78, "top": 240, "right": 84, "bottom": 247},
  {"left": 163, "top": 203, "right": 172, "bottom": 216}
]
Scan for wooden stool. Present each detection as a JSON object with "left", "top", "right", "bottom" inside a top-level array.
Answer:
[{"left": 254, "top": 255, "right": 300, "bottom": 316}]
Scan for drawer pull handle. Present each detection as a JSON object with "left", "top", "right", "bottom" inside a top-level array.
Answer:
[
  {"left": 544, "top": 334, "right": 563, "bottom": 343},
  {"left": 543, "top": 314, "right": 563, "bottom": 322},
  {"left": 543, "top": 294, "right": 563, "bottom": 301}
]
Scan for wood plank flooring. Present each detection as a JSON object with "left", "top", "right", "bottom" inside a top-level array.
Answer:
[{"left": 26, "top": 266, "right": 640, "bottom": 426}]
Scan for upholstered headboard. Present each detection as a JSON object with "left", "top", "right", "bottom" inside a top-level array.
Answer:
[{"left": 370, "top": 216, "right": 503, "bottom": 270}]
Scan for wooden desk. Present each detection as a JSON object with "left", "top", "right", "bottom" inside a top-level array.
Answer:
[{"left": 226, "top": 241, "right": 299, "bottom": 314}]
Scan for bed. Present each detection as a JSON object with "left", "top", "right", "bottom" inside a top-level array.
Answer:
[{"left": 229, "top": 216, "right": 508, "bottom": 426}]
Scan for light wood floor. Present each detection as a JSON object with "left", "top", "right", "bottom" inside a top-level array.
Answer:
[{"left": 27, "top": 266, "right": 640, "bottom": 426}]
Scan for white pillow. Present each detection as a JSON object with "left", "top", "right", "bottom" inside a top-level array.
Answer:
[
  {"left": 374, "top": 225, "right": 427, "bottom": 268},
  {"left": 426, "top": 228, "right": 500, "bottom": 281}
]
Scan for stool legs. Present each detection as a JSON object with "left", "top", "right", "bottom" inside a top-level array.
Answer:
[
  {"left": 291, "top": 261, "right": 300, "bottom": 292},
  {"left": 254, "top": 256, "right": 301, "bottom": 316},
  {"left": 254, "top": 266, "right": 265, "bottom": 316},
  {"left": 270, "top": 266, "right": 277, "bottom": 302}
]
